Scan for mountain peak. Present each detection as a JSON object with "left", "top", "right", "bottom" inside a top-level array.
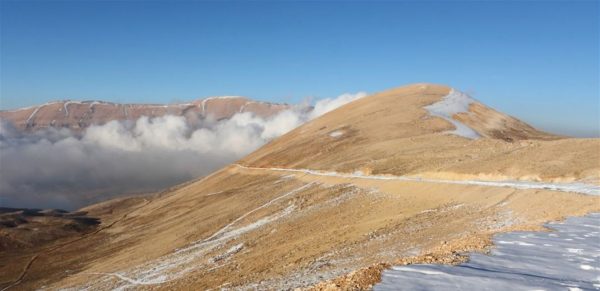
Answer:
[{"left": 241, "top": 83, "right": 558, "bottom": 173}]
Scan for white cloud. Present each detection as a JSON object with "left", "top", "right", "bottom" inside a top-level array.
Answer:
[
  {"left": 0, "top": 92, "right": 366, "bottom": 209},
  {"left": 309, "top": 92, "right": 368, "bottom": 119}
]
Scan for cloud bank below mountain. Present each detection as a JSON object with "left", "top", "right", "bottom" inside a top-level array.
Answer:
[{"left": 0, "top": 92, "right": 367, "bottom": 209}]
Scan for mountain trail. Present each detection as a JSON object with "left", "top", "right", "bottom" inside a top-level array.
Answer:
[{"left": 233, "top": 164, "right": 600, "bottom": 195}]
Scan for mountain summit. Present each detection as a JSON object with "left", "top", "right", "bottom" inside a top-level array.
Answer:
[
  {"left": 243, "top": 83, "right": 593, "bottom": 183},
  {"left": 1, "top": 83, "right": 598, "bottom": 290}
]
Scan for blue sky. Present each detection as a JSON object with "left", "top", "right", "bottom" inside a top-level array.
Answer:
[{"left": 1, "top": 1, "right": 598, "bottom": 136}]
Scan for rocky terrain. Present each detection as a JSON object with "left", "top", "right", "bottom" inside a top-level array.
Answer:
[
  {"left": 0, "top": 96, "right": 291, "bottom": 132},
  {"left": 1, "top": 83, "right": 598, "bottom": 290}
]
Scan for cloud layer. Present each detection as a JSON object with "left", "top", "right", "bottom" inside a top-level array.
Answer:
[{"left": 0, "top": 92, "right": 366, "bottom": 209}]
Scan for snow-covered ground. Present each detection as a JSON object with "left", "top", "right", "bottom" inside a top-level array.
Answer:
[
  {"left": 235, "top": 165, "right": 600, "bottom": 196},
  {"left": 424, "top": 89, "right": 481, "bottom": 139},
  {"left": 375, "top": 213, "right": 600, "bottom": 291}
]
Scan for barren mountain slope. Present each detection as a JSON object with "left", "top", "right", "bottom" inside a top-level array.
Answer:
[
  {"left": 1, "top": 83, "right": 598, "bottom": 290},
  {"left": 0, "top": 97, "right": 290, "bottom": 132},
  {"left": 241, "top": 84, "right": 598, "bottom": 184}
]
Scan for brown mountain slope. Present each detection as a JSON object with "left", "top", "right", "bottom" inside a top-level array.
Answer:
[
  {"left": 0, "top": 96, "right": 290, "bottom": 132},
  {"left": 241, "top": 84, "right": 598, "bottom": 184},
  {"left": 1, "top": 83, "right": 598, "bottom": 290}
]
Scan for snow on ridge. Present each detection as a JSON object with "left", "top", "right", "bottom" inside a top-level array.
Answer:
[
  {"left": 207, "top": 95, "right": 246, "bottom": 99},
  {"left": 24, "top": 101, "right": 67, "bottom": 123},
  {"left": 202, "top": 96, "right": 247, "bottom": 102},
  {"left": 63, "top": 101, "right": 82, "bottom": 117},
  {"left": 239, "top": 101, "right": 255, "bottom": 113},
  {"left": 424, "top": 89, "right": 480, "bottom": 139},
  {"left": 201, "top": 96, "right": 247, "bottom": 114},
  {"left": 8, "top": 101, "right": 62, "bottom": 114},
  {"left": 2, "top": 104, "right": 42, "bottom": 113},
  {"left": 82, "top": 100, "right": 110, "bottom": 104}
]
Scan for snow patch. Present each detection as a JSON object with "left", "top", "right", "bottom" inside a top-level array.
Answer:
[
  {"left": 424, "top": 89, "right": 480, "bottom": 139},
  {"left": 63, "top": 101, "right": 80, "bottom": 117},
  {"left": 25, "top": 106, "right": 41, "bottom": 125},
  {"left": 239, "top": 101, "right": 254, "bottom": 113},
  {"left": 201, "top": 96, "right": 246, "bottom": 115},
  {"left": 329, "top": 130, "right": 344, "bottom": 138},
  {"left": 376, "top": 213, "right": 600, "bottom": 291}
]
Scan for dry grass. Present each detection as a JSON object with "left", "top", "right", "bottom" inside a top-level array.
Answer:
[{"left": 2, "top": 83, "right": 598, "bottom": 290}]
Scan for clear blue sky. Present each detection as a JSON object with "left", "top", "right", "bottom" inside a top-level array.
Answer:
[{"left": 1, "top": 1, "right": 598, "bottom": 136}]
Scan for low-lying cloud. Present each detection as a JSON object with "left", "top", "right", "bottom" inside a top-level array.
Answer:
[{"left": 0, "top": 92, "right": 366, "bottom": 210}]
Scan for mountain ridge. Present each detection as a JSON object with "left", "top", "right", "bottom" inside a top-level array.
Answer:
[
  {"left": 0, "top": 96, "right": 291, "bottom": 132},
  {"left": 241, "top": 83, "right": 588, "bottom": 183},
  {"left": 1, "top": 83, "right": 598, "bottom": 290}
]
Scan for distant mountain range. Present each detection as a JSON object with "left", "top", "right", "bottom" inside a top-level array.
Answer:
[{"left": 0, "top": 96, "right": 291, "bottom": 131}]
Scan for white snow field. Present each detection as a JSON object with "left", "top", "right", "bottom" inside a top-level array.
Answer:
[
  {"left": 375, "top": 213, "right": 600, "bottom": 291},
  {"left": 424, "top": 89, "right": 481, "bottom": 139}
]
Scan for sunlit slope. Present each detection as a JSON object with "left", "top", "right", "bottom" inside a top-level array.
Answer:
[
  {"left": 29, "top": 166, "right": 598, "bottom": 290},
  {"left": 240, "top": 83, "right": 599, "bottom": 184},
  {"left": 3, "top": 83, "right": 599, "bottom": 291}
]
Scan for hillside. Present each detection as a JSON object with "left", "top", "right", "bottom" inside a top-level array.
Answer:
[
  {"left": 241, "top": 84, "right": 599, "bottom": 184},
  {"left": 1, "top": 83, "right": 598, "bottom": 290},
  {"left": 0, "top": 96, "right": 290, "bottom": 132}
]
